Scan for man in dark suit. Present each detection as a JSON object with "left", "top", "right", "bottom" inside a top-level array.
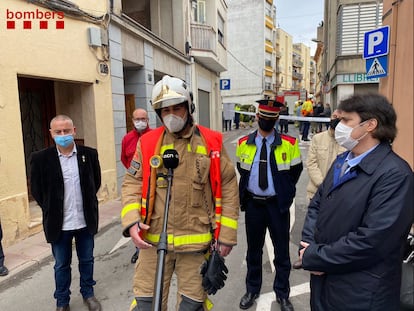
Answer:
[
  {"left": 30, "top": 115, "right": 102, "bottom": 311},
  {"left": 300, "top": 94, "right": 413, "bottom": 310}
]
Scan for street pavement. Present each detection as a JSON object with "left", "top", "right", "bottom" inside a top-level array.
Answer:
[{"left": 0, "top": 122, "right": 315, "bottom": 310}]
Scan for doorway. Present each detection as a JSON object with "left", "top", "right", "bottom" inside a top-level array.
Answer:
[
  {"left": 198, "top": 89, "right": 210, "bottom": 128},
  {"left": 18, "top": 77, "right": 56, "bottom": 232}
]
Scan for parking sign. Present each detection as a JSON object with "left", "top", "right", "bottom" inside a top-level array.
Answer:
[
  {"left": 220, "top": 79, "right": 230, "bottom": 90},
  {"left": 363, "top": 26, "right": 390, "bottom": 59}
]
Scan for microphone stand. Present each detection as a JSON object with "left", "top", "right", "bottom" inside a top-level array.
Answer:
[{"left": 152, "top": 167, "right": 173, "bottom": 311}]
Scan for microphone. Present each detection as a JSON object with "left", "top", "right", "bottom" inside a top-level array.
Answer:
[{"left": 162, "top": 149, "right": 179, "bottom": 170}]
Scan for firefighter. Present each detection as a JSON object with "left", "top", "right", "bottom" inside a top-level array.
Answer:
[{"left": 121, "top": 75, "right": 239, "bottom": 311}]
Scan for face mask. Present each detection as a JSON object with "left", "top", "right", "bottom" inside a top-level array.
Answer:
[
  {"left": 54, "top": 134, "right": 74, "bottom": 148},
  {"left": 163, "top": 113, "right": 187, "bottom": 133},
  {"left": 335, "top": 121, "right": 368, "bottom": 150},
  {"left": 133, "top": 120, "right": 147, "bottom": 132},
  {"left": 258, "top": 118, "right": 276, "bottom": 132}
]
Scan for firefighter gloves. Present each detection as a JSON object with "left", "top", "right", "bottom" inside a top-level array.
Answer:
[{"left": 200, "top": 250, "right": 229, "bottom": 295}]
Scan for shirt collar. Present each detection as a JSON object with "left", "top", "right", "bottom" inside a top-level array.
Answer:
[
  {"left": 57, "top": 144, "right": 77, "bottom": 157},
  {"left": 346, "top": 143, "right": 379, "bottom": 167}
]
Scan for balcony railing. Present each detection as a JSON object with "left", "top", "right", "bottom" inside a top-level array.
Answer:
[
  {"left": 292, "top": 71, "right": 303, "bottom": 80},
  {"left": 293, "top": 59, "right": 303, "bottom": 67},
  {"left": 191, "top": 24, "right": 216, "bottom": 52}
]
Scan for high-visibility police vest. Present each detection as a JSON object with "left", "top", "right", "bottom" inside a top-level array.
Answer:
[
  {"left": 236, "top": 130, "right": 303, "bottom": 212},
  {"left": 139, "top": 125, "right": 224, "bottom": 242}
]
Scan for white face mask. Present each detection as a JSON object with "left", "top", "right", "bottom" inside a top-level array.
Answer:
[
  {"left": 335, "top": 121, "right": 368, "bottom": 150},
  {"left": 133, "top": 120, "right": 147, "bottom": 132},
  {"left": 163, "top": 113, "right": 187, "bottom": 133}
]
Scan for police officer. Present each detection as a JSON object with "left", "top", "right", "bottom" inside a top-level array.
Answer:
[
  {"left": 236, "top": 100, "right": 303, "bottom": 311},
  {"left": 121, "top": 75, "right": 239, "bottom": 311}
]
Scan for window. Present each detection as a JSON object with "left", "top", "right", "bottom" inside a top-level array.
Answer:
[
  {"left": 194, "top": 0, "right": 206, "bottom": 24},
  {"left": 265, "top": 82, "right": 272, "bottom": 91},
  {"left": 218, "top": 13, "right": 224, "bottom": 45},
  {"left": 337, "top": 1, "right": 383, "bottom": 55}
]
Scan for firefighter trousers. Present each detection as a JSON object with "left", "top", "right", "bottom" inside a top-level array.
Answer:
[{"left": 133, "top": 246, "right": 206, "bottom": 311}]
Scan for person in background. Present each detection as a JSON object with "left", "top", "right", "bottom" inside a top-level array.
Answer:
[
  {"left": 236, "top": 99, "right": 303, "bottom": 311},
  {"left": 121, "top": 75, "right": 239, "bottom": 311},
  {"left": 121, "top": 108, "right": 151, "bottom": 263},
  {"left": 279, "top": 103, "right": 289, "bottom": 134},
  {"left": 121, "top": 108, "right": 151, "bottom": 169},
  {"left": 30, "top": 115, "right": 102, "bottom": 311},
  {"left": 312, "top": 102, "right": 324, "bottom": 134},
  {"left": 321, "top": 104, "right": 332, "bottom": 130},
  {"left": 0, "top": 221, "right": 8, "bottom": 277},
  {"left": 301, "top": 96, "right": 314, "bottom": 141},
  {"left": 294, "top": 100, "right": 303, "bottom": 131},
  {"left": 234, "top": 104, "right": 241, "bottom": 129},
  {"left": 299, "top": 94, "right": 413, "bottom": 311},
  {"left": 306, "top": 110, "right": 346, "bottom": 200}
]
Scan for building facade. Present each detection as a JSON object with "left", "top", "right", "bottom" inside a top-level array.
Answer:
[
  {"left": 292, "top": 43, "right": 311, "bottom": 94},
  {"left": 380, "top": 0, "right": 413, "bottom": 168},
  {"left": 322, "top": 0, "right": 383, "bottom": 107},
  {"left": 319, "top": 0, "right": 413, "bottom": 167},
  {"left": 221, "top": 0, "right": 276, "bottom": 106},
  {"left": 275, "top": 28, "right": 293, "bottom": 92},
  {"left": 0, "top": 0, "right": 118, "bottom": 246}
]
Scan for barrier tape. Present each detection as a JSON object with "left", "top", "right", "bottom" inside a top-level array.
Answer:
[{"left": 231, "top": 110, "right": 331, "bottom": 123}]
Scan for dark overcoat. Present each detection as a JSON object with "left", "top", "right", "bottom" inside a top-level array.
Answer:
[
  {"left": 301, "top": 142, "right": 414, "bottom": 311},
  {"left": 30, "top": 145, "right": 101, "bottom": 243}
]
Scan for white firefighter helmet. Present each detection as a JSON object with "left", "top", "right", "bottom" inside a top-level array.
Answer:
[{"left": 151, "top": 75, "right": 193, "bottom": 112}]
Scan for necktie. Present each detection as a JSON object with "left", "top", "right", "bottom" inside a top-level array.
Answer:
[
  {"left": 259, "top": 138, "right": 268, "bottom": 190},
  {"left": 340, "top": 160, "right": 349, "bottom": 177}
]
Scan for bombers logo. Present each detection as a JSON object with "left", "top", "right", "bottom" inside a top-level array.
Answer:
[{"left": 5, "top": 8, "right": 65, "bottom": 30}]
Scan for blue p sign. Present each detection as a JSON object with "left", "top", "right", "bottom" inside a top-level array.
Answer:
[
  {"left": 220, "top": 79, "right": 231, "bottom": 90},
  {"left": 363, "top": 26, "right": 390, "bottom": 59}
]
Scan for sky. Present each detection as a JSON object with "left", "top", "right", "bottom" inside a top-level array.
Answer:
[{"left": 275, "top": 0, "right": 324, "bottom": 55}]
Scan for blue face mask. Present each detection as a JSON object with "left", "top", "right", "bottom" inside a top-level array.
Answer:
[{"left": 54, "top": 134, "right": 74, "bottom": 148}]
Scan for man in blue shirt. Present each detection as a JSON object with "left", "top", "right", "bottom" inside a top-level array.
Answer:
[{"left": 300, "top": 94, "right": 413, "bottom": 311}]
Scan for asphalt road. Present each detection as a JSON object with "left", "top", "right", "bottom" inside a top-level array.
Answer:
[{"left": 0, "top": 123, "right": 314, "bottom": 311}]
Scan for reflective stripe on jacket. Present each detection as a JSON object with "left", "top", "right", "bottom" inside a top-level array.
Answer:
[{"left": 121, "top": 125, "right": 239, "bottom": 252}]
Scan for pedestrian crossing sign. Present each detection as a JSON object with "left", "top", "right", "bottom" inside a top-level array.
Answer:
[{"left": 366, "top": 56, "right": 388, "bottom": 78}]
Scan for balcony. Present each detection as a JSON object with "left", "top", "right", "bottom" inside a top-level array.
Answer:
[
  {"left": 293, "top": 59, "right": 303, "bottom": 67},
  {"left": 292, "top": 71, "right": 303, "bottom": 80},
  {"left": 190, "top": 23, "right": 227, "bottom": 72},
  {"left": 275, "top": 51, "right": 282, "bottom": 58}
]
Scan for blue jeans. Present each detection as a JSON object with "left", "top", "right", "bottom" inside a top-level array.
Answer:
[
  {"left": 51, "top": 228, "right": 96, "bottom": 307},
  {"left": 302, "top": 121, "right": 310, "bottom": 139}
]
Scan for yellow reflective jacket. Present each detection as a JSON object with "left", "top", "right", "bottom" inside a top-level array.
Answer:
[
  {"left": 121, "top": 125, "right": 239, "bottom": 252},
  {"left": 236, "top": 130, "right": 303, "bottom": 212}
]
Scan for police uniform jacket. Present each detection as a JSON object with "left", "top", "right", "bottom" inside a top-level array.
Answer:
[
  {"left": 121, "top": 125, "right": 239, "bottom": 252},
  {"left": 236, "top": 129, "right": 303, "bottom": 212},
  {"left": 30, "top": 145, "right": 101, "bottom": 243},
  {"left": 301, "top": 142, "right": 414, "bottom": 310}
]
